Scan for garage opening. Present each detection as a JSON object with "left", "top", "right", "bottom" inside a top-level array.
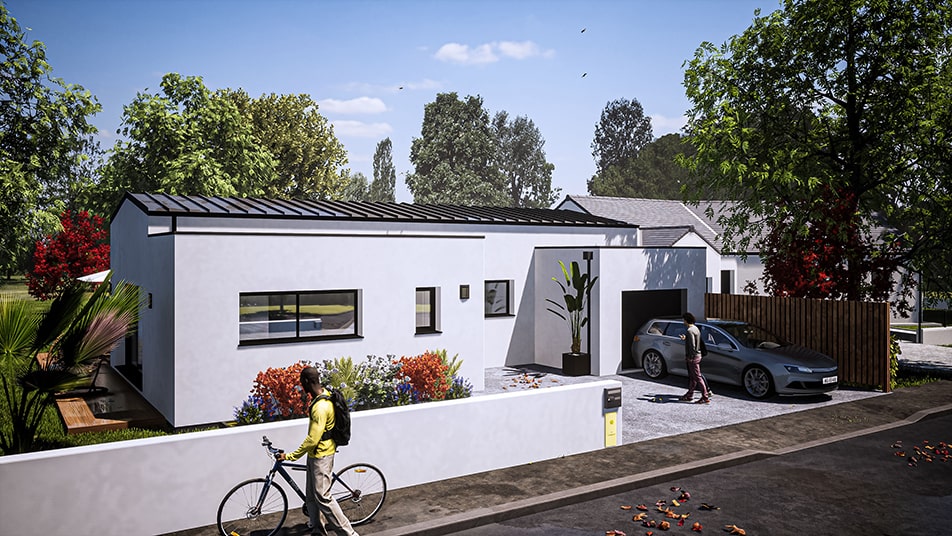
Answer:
[{"left": 621, "top": 289, "right": 686, "bottom": 370}]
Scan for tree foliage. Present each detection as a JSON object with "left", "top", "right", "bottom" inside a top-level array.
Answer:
[
  {"left": 93, "top": 73, "right": 276, "bottom": 214},
  {"left": 492, "top": 111, "right": 559, "bottom": 208},
  {"left": 406, "top": 92, "right": 507, "bottom": 205},
  {"left": 0, "top": 5, "right": 101, "bottom": 277},
  {"left": 227, "top": 90, "right": 348, "bottom": 200},
  {"left": 588, "top": 133, "right": 696, "bottom": 199},
  {"left": 27, "top": 210, "right": 110, "bottom": 301},
  {"left": 340, "top": 170, "right": 370, "bottom": 201},
  {"left": 369, "top": 137, "right": 396, "bottom": 202},
  {"left": 681, "top": 0, "right": 952, "bottom": 311},
  {"left": 590, "top": 97, "right": 653, "bottom": 177}
]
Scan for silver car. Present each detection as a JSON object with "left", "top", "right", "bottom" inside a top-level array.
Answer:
[{"left": 631, "top": 318, "right": 839, "bottom": 399}]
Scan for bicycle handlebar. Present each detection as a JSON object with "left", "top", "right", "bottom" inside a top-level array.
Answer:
[{"left": 261, "top": 435, "right": 283, "bottom": 458}]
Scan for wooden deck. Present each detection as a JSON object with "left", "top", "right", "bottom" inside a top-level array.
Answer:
[{"left": 55, "top": 397, "right": 128, "bottom": 435}]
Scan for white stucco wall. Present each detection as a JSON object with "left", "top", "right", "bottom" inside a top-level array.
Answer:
[
  {"left": 0, "top": 380, "right": 621, "bottom": 536},
  {"left": 170, "top": 231, "right": 487, "bottom": 427}
]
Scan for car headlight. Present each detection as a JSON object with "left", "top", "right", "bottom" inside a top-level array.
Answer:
[{"left": 784, "top": 365, "right": 813, "bottom": 374}]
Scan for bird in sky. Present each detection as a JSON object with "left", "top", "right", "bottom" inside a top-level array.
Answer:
[
  {"left": 581, "top": 72, "right": 587, "bottom": 78},
  {"left": 581, "top": 27, "right": 586, "bottom": 33}
]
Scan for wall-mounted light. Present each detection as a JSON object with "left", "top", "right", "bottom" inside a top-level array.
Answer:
[
  {"left": 459, "top": 285, "right": 470, "bottom": 300},
  {"left": 582, "top": 251, "right": 594, "bottom": 260}
]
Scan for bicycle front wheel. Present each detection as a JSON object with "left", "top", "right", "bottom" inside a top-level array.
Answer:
[
  {"left": 331, "top": 463, "right": 387, "bottom": 525},
  {"left": 217, "top": 478, "right": 288, "bottom": 536}
]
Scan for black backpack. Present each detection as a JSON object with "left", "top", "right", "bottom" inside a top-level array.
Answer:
[
  {"left": 317, "top": 388, "right": 351, "bottom": 446},
  {"left": 699, "top": 335, "right": 708, "bottom": 357}
]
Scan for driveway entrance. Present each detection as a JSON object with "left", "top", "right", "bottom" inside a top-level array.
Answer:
[{"left": 621, "top": 289, "right": 685, "bottom": 369}]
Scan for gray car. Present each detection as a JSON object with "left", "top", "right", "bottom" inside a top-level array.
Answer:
[{"left": 631, "top": 318, "right": 839, "bottom": 399}]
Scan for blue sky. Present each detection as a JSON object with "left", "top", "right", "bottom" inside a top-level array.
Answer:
[{"left": 8, "top": 0, "right": 779, "bottom": 203}]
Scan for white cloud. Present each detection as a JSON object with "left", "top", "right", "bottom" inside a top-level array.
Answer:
[
  {"left": 331, "top": 120, "right": 393, "bottom": 138},
  {"left": 650, "top": 114, "right": 687, "bottom": 136},
  {"left": 434, "top": 40, "right": 553, "bottom": 65},
  {"left": 318, "top": 97, "right": 387, "bottom": 114}
]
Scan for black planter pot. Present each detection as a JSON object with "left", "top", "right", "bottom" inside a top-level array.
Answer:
[{"left": 562, "top": 352, "right": 591, "bottom": 376}]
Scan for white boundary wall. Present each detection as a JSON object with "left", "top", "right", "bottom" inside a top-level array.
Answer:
[{"left": 0, "top": 380, "right": 621, "bottom": 536}]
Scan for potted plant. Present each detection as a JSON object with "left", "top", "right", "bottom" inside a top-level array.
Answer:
[{"left": 545, "top": 260, "right": 598, "bottom": 376}]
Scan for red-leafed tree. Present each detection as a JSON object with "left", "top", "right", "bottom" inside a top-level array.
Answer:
[
  {"left": 27, "top": 210, "right": 110, "bottom": 300},
  {"left": 760, "top": 187, "right": 904, "bottom": 305}
]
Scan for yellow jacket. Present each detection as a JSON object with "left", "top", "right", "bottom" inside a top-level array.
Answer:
[{"left": 285, "top": 396, "right": 336, "bottom": 461}]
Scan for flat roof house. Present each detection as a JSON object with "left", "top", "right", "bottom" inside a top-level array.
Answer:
[{"left": 110, "top": 193, "right": 707, "bottom": 428}]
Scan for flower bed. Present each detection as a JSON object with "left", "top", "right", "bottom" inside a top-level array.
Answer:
[{"left": 233, "top": 349, "right": 473, "bottom": 425}]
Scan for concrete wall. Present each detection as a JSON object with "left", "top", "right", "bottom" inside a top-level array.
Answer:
[{"left": 0, "top": 380, "right": 622, "bottom": 536}]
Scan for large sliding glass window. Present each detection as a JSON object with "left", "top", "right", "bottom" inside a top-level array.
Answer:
[{"left": 239, "top": 290, "right": 359, "bottom": 345}]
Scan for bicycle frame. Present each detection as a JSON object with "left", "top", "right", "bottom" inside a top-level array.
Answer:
[{"left": 258, "top": 440, "right": 361, "bottom": 511}]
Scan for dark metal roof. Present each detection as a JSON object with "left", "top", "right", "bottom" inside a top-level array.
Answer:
[{"left": 121, "top": 192, "right": 636, "bottom": 228}]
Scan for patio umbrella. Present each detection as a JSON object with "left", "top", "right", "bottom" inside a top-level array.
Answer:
[{"left": 77, "top": 270, "right": 110, "bottom": 283}]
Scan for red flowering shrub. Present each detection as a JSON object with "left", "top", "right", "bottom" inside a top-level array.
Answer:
[
  {"left": 396, "top": 351, "right": 450, "bottom": 401},
  {"left": 250, "top": 361, "right": 310, "bottom": 419},
  {"left": 28, "top": 210, "right": 110, "bottom": 300}
]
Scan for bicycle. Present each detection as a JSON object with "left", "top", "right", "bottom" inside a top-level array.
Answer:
[{"left": 217, "top": 435, "right": 387, "bottom": 536}]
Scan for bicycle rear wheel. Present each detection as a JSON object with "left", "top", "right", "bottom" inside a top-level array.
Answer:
[
  {"left": 331, "top": 463, "right": 387, "bottom": 525},
  {"left": 217, "top": 478, "right": 288, "bottom": 536}
]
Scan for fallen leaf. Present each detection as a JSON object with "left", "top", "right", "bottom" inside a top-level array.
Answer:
[
  {"left": 692, "top": 521, "right": 703, "bottom": 532},
  {"left": 621, "top": 505, "right": 633, "bottom": 510},
  {"left": 670, "top": 486, "right": 681, "bottom": 492},
  {"left": 679, "top": 491, "right": 692, "bottom": 501},
  {"left": 672, "top": 499, "right": 681, "bottom": 507},
  {"left": 659, "top": 520, "right": 671, "bottom": 531},
  {"left": 633, "top": 513, "right": 648, "bottom": 521},
  {"left": 636, "top": 504, "right": 648, "bottom": 511},
  {"left": 678, "top": 518, "right": 685, "bottom": 527},
  {"left": 700, "top": 503, "right": 720, "bottom": 511}
]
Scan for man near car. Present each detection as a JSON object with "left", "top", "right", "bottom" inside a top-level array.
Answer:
[{"left": 679, "top": 312, "right": 711, "bottom": 404}]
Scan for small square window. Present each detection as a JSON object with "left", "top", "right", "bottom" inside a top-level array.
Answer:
[
  {"left": 415, "top": 287, "right": 440, "bottom": 334},
  {"left": 485, "top": 280, "right": 512, "bottom": 316}
]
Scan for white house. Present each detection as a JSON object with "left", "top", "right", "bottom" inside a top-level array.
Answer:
[
  {"left": 110, "top": 193, "right": 707, "bottom": 428},
  {"left": 557, "top": 195, "right": 766, "bottom": 295}
]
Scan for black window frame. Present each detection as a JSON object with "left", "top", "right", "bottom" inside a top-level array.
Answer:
[
  {"left": 415, "top": 286, "right": 440, "bottom": 334},
  {"left": 484, "top": 279, "right": 513, "bottom": 317},
  {"left": 238, "top": 289, "right": 361, "bottom": 346}
]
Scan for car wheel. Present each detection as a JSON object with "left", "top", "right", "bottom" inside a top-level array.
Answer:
[
  {"left": 743, "top": 366, "right": 774, "bottom": 399},
  {"left": 642, "top": 350, "right": 667, "bottom": 379}
]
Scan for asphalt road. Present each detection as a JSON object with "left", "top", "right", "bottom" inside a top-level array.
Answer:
[{"left": 449, "top": 413, "right": 952, "bottom": 536}]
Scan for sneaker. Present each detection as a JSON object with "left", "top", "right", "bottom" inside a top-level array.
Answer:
[
  {"left": 695, "top": 397, "right": 710, "bottom": 404},
  {"left": 678, "top": 395, "right": 693, "bottom": 402}
]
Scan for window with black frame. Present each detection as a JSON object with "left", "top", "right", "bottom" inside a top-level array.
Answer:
[
  {"left": 415, "top": 287, "right": 440, "bottom": 333},
  {"left": 484, "top": 280, "right": 511, "bottom": 316},
  {"left": 238, "top": 290, "right": 359, "bottom": 345}
]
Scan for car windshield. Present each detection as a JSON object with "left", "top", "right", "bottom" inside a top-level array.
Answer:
[{"left": 714, "top": 322, "right": 788, "bottom": 349}]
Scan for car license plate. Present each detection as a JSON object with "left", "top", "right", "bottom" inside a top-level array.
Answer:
[{"left": 822, "top": 376, "right": 837, "bottom": 385}]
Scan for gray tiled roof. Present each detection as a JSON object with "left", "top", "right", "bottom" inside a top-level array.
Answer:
[
  {"left": 562, "top": 195, "right": 732, "bottom": 251},
  {"left": 120, "top": 192, "right": 636, "bottom": 228},
  {"left": 640, "top": 227, "right": 693, "bottom": 247}
]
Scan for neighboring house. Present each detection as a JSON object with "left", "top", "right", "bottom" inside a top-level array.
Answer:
[
  {"left": 110, "top": 193, "right": 707, "bottom": 428},
  {"left": 557, "top": 195, "right": 766, "bottom": 295}
]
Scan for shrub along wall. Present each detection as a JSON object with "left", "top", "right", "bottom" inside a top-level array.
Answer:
[{"left": 705, "top": 293, "right": 891, "bottom": 391}]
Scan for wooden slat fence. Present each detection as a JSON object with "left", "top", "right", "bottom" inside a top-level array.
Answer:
[{"left": 705, "top": 294, "right": 892, "bottom": 392}]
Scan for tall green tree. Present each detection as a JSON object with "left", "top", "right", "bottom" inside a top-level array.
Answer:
[
  {"left": 369, "top": 137, "right": 396, "bottom": 203},
  {"left": 340, "top": 170, "right": 370, "bottom": 201},
  {"left": 681, "top": 0, "right": 952, "bottom": 312},
  {"left": 491, "top": 111, "right": 559, "bottom": 208},
  {"left": 589, "top": 97, "right": 653, "bottom": 180},
  {"left": 227, "top": 90, "right": 348, "bottom": 200},
  {"left": 588, "top": 133, "right": 695, "bottom": 199},
  {"left": 93, "top": 73, "right": 276, "bottom": 214},
  {"left": 0, "top": 5, "right": 101, "bottom": 277},
  {"left": 406, "top": 92, "right": 507, "bottom": 205}
]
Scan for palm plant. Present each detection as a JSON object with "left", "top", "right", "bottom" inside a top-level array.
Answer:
[
  {"left": 545, "top": 260, "right": 598, "bottom": 354},
  {"left": 0, "top": 273, "right": 141, "bottom": 454}
]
